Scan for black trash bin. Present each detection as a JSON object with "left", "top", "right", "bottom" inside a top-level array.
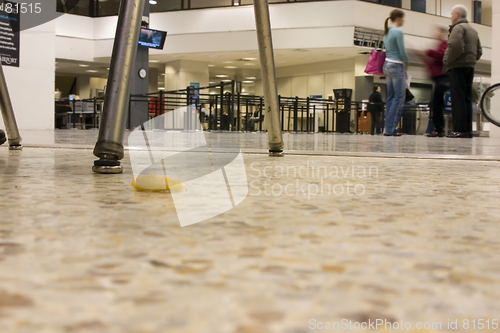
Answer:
[{"left": 334, "top": 89, "right": 353, "bottom": 133}]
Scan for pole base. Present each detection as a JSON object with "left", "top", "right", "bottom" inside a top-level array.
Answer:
[
  {"left": 9, "top": 145, "right": 22, "bottom": 150},
  {"left": 92, "top": 165, "right": 123, "bottom": 174},
  {"left": 269, "top": 150, "right": 284, "bottom": 157},
  {"left": 92, "top": 159, "right": 123, "bottom": 174}
]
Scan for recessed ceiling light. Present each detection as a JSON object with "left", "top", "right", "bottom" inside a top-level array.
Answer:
[
  {"left": 224, "top": 66, "right": 237, "bottom": 69},
  {"left": 215, "top": 74, "right": 229, "bottom": 78},
  {"left": 86, "top": 69, "right": 99, "bottom": 73},
  {"left": 242, "top": 58, "right": 257, "bottom": 61},
  {"left": 149, "top": 60, "right": 159, "bottom": 63},
  {"left": 242, "top": 80, "right": 254, "bottom": 84},
  {"left": 158, "top": 87, "right": 165, "bottom": 90},
  {"left": 208, "top": 64, "right": 215, "bottom": 67},
  {"left": 221, "top": 79, "right": 232, "bottom": 82},
  {"left": 209, "top": 82, "right": 216, "bottom": 84},
  {"left": 245, "top": 77, "right": 256, "bottom": 80},
  {"left": 149, "top": 0, "right": 157, "bottom": 4},
  {"left": 243, "top": 63, "right": 255, "bottom": 66},
  {"left": 78, "top": 64, "right": 89, "bottom": 67},
  {"left": 222, "top": 61, "right": 234, "bottom": 64}
]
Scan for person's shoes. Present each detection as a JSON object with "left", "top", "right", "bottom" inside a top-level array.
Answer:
[
  {"left": 392, "top": 132, "right": 403, "bottom": 137},
  {"left": 0, "top": 130, "right": 6, "bottom": 146},
  {"left": 427, "top": 131, "right": 445, "bottom": 137},
  {"left": 446, "top": 131, "right": 472, "bottom": 138}
]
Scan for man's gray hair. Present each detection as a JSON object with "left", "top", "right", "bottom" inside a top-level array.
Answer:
[{"left": 452, "top": 4, "right": 468, "bottom": 18}]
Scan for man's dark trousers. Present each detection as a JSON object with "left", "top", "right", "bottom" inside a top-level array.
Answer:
[
  {"left": 431, "top": 76, "right": 449, "bottom": 133},
  {"left": 449, "top": 67, "right": 474, "bottom": 133}
]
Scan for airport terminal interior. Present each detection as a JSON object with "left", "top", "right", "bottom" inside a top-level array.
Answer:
[{"left": 1, "top": 0, "right": 500, "bottom": 332}]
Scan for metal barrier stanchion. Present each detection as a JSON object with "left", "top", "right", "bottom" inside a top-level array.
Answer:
[
  {"left": 93, "top": 97, "right": 97, "bottom": 129},
  {"left": 279, "top": 95, "right": 284, "bottom": 132},
  {"left": 293, "top": 96, "right": 298, "bottom": 133},
  {"left": 237, "top": 93, "right": 241, "bottom": 131},
  {"left": 72, "top": 99, "right": 76, "bottom": 129},
  {"left": 326, "top": 103, "right": 330, "bottom": 133},
  {"left": 259, "top": 97, "right": 264, "bottom": 132},
  {"left": 0, "top": 62, "right": 22, "bottom": 150},
  {"left": 253, "top": 0, "right": 284, "bottom": 156},
  {"left": 220, "top": 82, "right": 225, "bottom": 131},
  {"left": 306, "top": 97, "right": 310, "bottom": 133},
  {"left": 92, "top": 0, "right": 146, "bottom": 174}
]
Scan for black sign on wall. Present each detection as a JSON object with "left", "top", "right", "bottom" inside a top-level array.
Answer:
[{"left": 0, "top": 0, "right": 20, "bottom": 67}]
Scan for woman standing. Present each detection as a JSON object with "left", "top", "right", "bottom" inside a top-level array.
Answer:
[{"left": 383, "top": 9, "right": 409, "bottom": 136}]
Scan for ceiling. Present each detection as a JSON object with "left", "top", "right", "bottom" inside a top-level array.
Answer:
[{"left": 57, "top": 47, "right": 365, "bottom": 81}]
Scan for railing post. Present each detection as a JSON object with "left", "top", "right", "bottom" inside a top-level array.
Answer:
[
  {"left": 186, "top": 85, "right": 192, "bottom": 131},
  {"left": 253, "top": 0, "right": 284, "bottom": 156},
  {"left": 313, "top": 104, "right": 316, "bottom": 133},
  {"left": 279, "top": 95, "right": 284, "bottom": 132},
  {"left": 306, "top": 97, "right": 310, "bottom": 133},
  {"left": 159, "top": 89, "right": 165, "bottom": 115},
  {"left": 245, "top": 99, "right": 249, "bottom": 131},
  {"left": 326, "top": 103, "right": 329, "bottom": 133},
  {"left": 259, "top": 97, "right": 264, "bottom": 132},
  {"left": 92, "top": 0, "right": 146, "bottom": 174},
  {"left": 72, "top": 99, "right": 76, "bottom": 129},
  {"left": 293, "top": 96, "right": 298, "bottom": 133},
  {"left": 300, "top": 105, "right": 304, "bottom": 132},
  {"left": 231, "top": 80, "right": 236, "bottom": 131},
  {"left": 93, "top": 97, "right": 97, "bottom": 129},
  {"left": 215, "top": 94, "right": 219, "bottom": 131},
  {"left": 0, "top": 62, "right": 22, "bottom": 149},
  {"left": 237, "top": 90, "right": 241, "bottom": 131},
  {"left": 220, "top": 82, "right": 225, "bottom": 131}
]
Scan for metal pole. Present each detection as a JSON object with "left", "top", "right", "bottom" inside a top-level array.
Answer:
[
  {"left": 0, "top": 62, "right": 22, "bottom": 150},
  {"left": 92, "top": 0, "right": 146, "bottom": 174},
  {"left": 253, "top": 0, "right": 284, "bottom": 156}
]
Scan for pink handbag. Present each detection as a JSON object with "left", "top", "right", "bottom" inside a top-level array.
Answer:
[{"left": 365, "top": 49, "right": 386, "bottom": 76}]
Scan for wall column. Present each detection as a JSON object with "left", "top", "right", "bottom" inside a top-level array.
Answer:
[{"left": 164, "top": 60, "right": 209, "bottom": 91}]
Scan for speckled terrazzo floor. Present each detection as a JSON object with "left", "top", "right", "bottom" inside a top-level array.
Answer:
[
  {"left": 0, "top": 131, "right": 500, "bottom": 333},
  {"left": 17, "top": 130, "right": 500, "bottom": 160}
]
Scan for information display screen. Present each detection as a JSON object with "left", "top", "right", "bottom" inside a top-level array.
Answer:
[
  {"left": 0, "top": 0, "right": 20, "bottom": 67},
  {"left": 138, "top": 28, "right": 167, "bottom": 50}
]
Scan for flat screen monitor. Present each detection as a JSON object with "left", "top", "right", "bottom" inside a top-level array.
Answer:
[{"left": 138, "top": 28, "right": 167, "bottom": 50}]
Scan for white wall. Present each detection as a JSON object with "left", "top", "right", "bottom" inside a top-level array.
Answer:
[
  {"left": 1, "top": 20, "right": 55, "bottom": 130},
  {"left": 55, "top": 14, "right": 95, "bottom": 62},
  {"left": 254, "top": 58, "right": 356, "bottom": 98},
  {"left": 440, "top": 0, "right": 473, "bottom": 20}
]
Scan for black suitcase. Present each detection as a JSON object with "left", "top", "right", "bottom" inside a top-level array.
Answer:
[{"left": 402, "top": 109, "right": 417, "bottom": 135}]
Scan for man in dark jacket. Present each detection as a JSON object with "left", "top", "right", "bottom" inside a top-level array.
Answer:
[
  {"left": 424, "top": 26, "right": 449, "bottom": 137},
  {"left": 367, "top": 86, "right": 384, "bottom": 135},
  {"left": 443, "top": 5, "right": 482, "bottom": 138}
]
